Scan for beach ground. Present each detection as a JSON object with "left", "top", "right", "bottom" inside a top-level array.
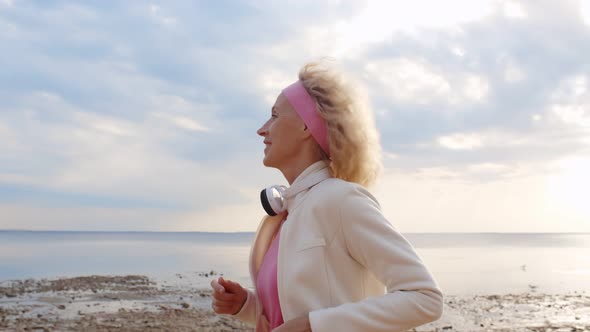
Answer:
[{"left": 1, "top": 274, "right": 588, "bottom": 331}]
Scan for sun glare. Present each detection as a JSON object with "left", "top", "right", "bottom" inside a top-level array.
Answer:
[
  {"left": 547, "top": 157, "right": 590, "bottom": 219},
  {"left": 582, "top": 0, "right": 590, "bottom": 26},
  {"left": 502, "top": 1, "right": 527, "bottom": 19},
  {"left": 328, "top": 0, "right": 494, "bottom": 56}
]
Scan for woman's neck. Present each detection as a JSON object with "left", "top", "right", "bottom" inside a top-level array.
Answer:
[{"left": 280, "top": 158, "right": 323, "bottom": 185}]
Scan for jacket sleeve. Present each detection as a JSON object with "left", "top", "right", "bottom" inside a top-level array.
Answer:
[
  {"left": 232, "top": 288, "right": 257, "bottom": 325},
  {"left": 309, "top": 186, "right": 443, "bottom": 332}
]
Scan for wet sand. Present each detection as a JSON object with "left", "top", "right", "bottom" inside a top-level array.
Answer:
[{"left": 1, "top": 274, "right": 588, "bottom": 331}]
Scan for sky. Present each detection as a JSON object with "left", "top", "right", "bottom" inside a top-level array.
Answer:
[{"left": 1, "top": 0, "right": 590, "bottom": 233}]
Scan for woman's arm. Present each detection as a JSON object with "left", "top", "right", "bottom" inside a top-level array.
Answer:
[
  {"left": 210, "top": 277, "right": 257, "bottom": 325},
  {"left": 309, "top": 186, "right": 443, "bottom": 332},
  {"left": 232, "top": 288, "right": 257, "bottom": 324}
]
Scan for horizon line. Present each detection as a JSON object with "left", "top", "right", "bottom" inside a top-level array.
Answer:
[{"left": 1, "top": 229, "right": 589, "bottom": 235}]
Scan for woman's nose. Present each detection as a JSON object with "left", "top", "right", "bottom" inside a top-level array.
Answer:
[{"left": 257, "top": 122, "right": 268, "bottom": 136}]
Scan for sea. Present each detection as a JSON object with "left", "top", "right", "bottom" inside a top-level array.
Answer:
[{"left": 1, "top": 231, "right": 589, "bottom": 295}]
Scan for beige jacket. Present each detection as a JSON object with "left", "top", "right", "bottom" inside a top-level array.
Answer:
[{"left": 235, "top": 161, "right": 443, "bottom": 332}]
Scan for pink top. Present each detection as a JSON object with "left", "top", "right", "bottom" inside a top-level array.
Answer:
[{"left": 256, "top": 227, "right": 284, "bottom": 329}]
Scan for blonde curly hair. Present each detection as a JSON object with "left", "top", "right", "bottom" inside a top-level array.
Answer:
[{"left": 298, "top": 62, "right": 382, "bottom": 188}]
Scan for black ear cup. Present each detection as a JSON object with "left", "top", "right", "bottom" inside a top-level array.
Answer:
[
  {"left": 260, "top": 166, "right": 331, "bottom": 216},
  {"left": 260, "top": 189, "right": 277, "bottom": 216},
  {"left": 260, "top": 185, "right": 287, "bottom": 216}
]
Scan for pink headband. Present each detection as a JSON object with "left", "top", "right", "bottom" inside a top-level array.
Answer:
[{"left": 282, "top": 81, "right": 330, "bottom": 156}]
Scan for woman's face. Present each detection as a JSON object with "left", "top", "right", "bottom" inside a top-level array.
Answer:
[{"left": 257, "top": 93, "right": 306, "bottom": 169}]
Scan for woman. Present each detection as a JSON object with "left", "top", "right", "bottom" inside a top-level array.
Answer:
[{"left": 211, "top": 62, "right": 443, "bottom": 332}]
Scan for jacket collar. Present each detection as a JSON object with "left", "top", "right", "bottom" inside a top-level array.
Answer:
[{"left": 286, "top": 160, "right": 331, "bottom": 213}]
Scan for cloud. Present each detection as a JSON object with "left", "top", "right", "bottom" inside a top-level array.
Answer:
[
  {"left": 500, "top": 56, "right": 526, "bottom": 83},
  {"left": 438, "top": 133, "right": 484, "bottom": 150},
  {"left": 364, "top": 58, "right": 491, "bottom": 107},
  {"left": 151, "top": 112, "right": 210, "bottom": 132},
  {"left": 148, "top": 4, "right": 178, "bottom": 27},
  {"left": 1, "top": 0, "right": 590, "bottom": 231},
  {"left": 360, "top": 1, "right": 590, "bottom": 172},
  {"left": 0, "top": 89, "right": 245, "bottom": 213},
  {"left": 550, "top": 74, "right": 590, "bottom": 129},
  {"left": 365, "top": 58, "right": 451, "bottom": 104}
]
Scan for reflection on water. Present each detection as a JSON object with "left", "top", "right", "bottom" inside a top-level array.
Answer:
[
  {"left": 0, "top": 232, "right": 253, "bottom": 283},
  {"left": 403, "top": 232, "right": 590, "bottom": 248},
  {"left": 1, "top": 231, "right": 589, "bottom": 295}
]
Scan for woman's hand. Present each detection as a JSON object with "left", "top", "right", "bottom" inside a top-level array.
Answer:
[
  {"left": 273, "top": 314, "right": 311, "bottom": 332},
  {"left": 210, "top": 277, "right": 247, "bottom": 315}
]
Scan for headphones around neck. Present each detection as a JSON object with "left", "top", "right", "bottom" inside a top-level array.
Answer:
[{"left": 260, "top": 167, "right": 331, "bottom": 216}]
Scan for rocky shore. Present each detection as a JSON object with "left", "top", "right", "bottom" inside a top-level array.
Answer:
[{"left": 1, "top": 274, "right": 588, "bottom": 331}]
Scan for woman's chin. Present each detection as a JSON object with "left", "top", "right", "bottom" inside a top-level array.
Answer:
[
  {"left": 262, "top": 156, "right": 279, "bottom": 169},
  {"left": 262, "top": 156, "right": 272, "bottom": 167}
]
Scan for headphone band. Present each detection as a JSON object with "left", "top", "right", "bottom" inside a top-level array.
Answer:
[{"left": 260, "top": 166, "right": 331, "bottom": 216}]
